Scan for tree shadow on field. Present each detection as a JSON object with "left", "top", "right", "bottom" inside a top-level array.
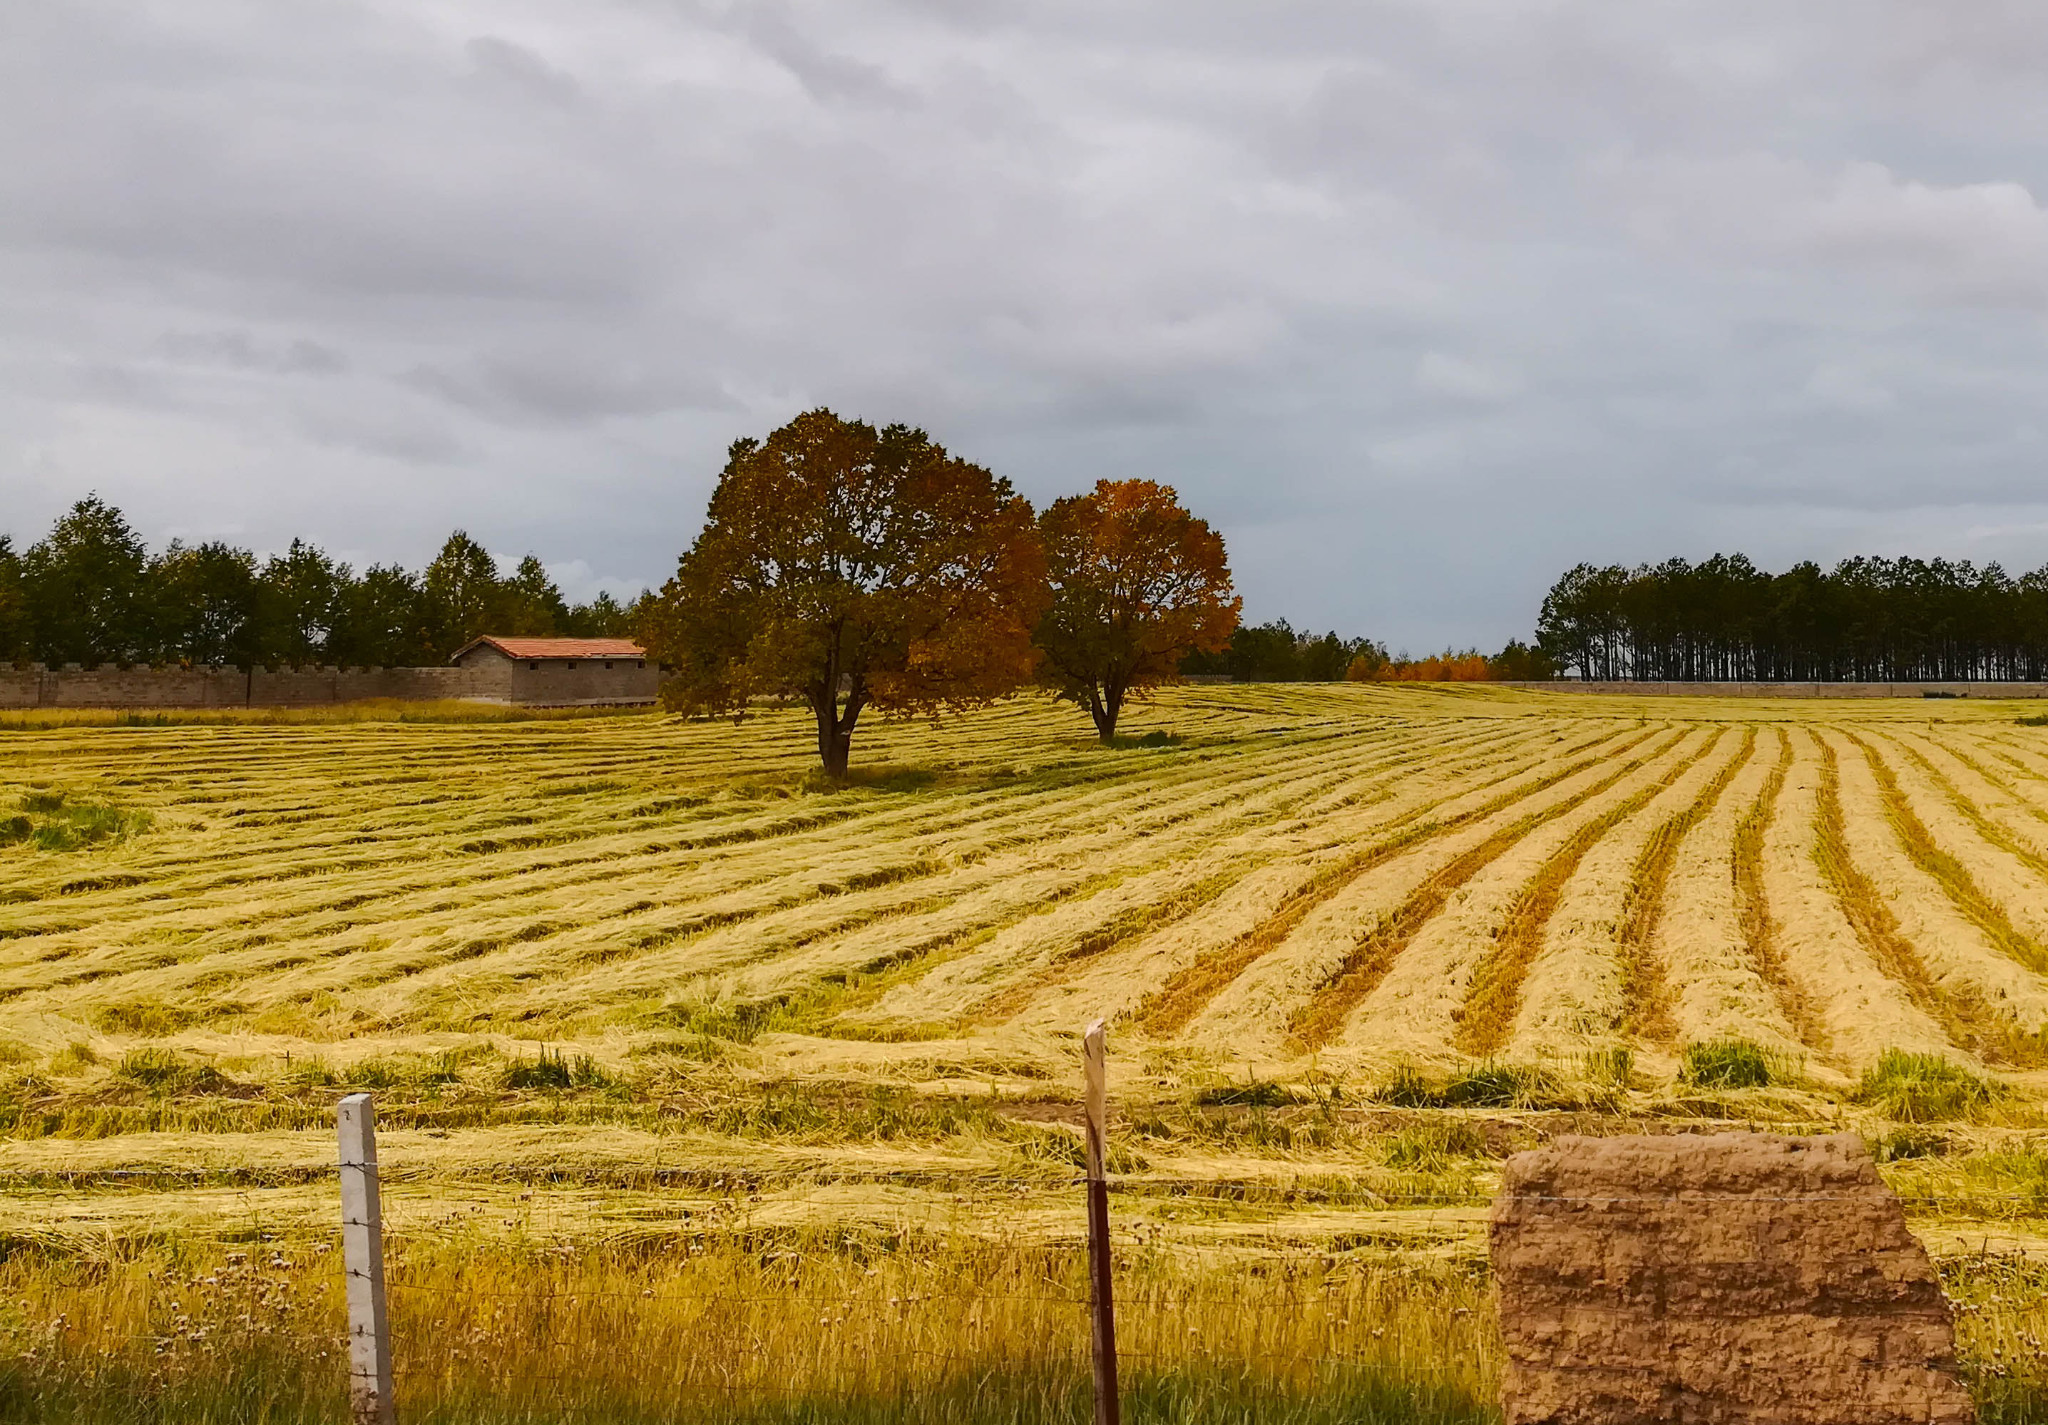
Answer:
[{"left": 801, "top": 764, "right": 940, "bottom": 795}]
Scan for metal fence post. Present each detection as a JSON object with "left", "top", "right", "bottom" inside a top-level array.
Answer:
[
  {"left": 1083, "top": 1019, "right": 1121, "bottom": 1425},
  {"left": 339, "top": 1093, "right": 396, "bottom": 1425}
]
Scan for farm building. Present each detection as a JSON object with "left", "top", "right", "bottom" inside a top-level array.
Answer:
[{"left": 449, "top": 636, "right": 662, "bottom": 706}]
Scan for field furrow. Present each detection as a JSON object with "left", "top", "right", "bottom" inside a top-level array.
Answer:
[
  {"left": 1320, "top": 727, "right": 1705, "bottom": 1061},
  {"left": 1505, "top": 727, "right": 1755, "bottom": 1058}
]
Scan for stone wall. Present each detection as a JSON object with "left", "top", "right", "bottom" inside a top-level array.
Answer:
[
  {"left": 1503, "top": 679, "right": 2048, "bottom": 698},
  {"left": 0, "top": 664, "right": 660, "bottom": 710},
  {"left": 1491, "top": 1132, "right": 1974, "bottom": 1425}
]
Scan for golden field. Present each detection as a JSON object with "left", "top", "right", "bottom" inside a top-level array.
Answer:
[{"left": 14, "top": 683, "right": 2048, "bottom": 1421}]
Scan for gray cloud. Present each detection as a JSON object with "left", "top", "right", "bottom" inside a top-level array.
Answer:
[{"left": 3, "top": 1, "right": 2048, "bottom": 647}]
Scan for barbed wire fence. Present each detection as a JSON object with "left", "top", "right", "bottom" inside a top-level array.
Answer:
[{"left": 17, "top": 1037, "right": 2048, "bottom": 1421}]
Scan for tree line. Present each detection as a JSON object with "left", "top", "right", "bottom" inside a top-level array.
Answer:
[
  {"left": 0, "top": 498, "right": 642, "bottom": 670},
  {"left": 1183, "top": 626, "right": 1556, "bottom": 683},
  {"left": 1534, "top": 555, "right": 2048, "bottom": 682}
]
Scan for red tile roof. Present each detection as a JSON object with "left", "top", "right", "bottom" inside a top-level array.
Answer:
[{"left": 453, "top": 636, "right": 646, "bottom": 661}]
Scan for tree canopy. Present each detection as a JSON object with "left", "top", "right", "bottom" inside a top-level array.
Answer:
[
  {"left": 0, "top": 498, "right": 644, "bottom": 669},
  {"left": 1034, "top": 479, "right": 1238, "bottom": 742},
  {"left": 1534, "top": 554, "right": 2048, "bottom": 682},
  {"left": 641, "top": 408, "right": 1047, "bottom": 776}
]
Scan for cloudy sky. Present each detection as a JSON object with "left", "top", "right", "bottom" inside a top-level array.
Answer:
[{"left": 5, "top": 3, "right": 2048, "bottom": 650}]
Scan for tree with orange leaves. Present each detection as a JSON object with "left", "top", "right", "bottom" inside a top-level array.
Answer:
[
  {"left": 1033, "top": 479, "right": 1240, "bottom": 743},
  {"left": 642, "top": 409, "right": 1047, "bottom": 777}
]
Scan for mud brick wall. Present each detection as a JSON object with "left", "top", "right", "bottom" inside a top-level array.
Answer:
[
  {"left": 1491, "top": 1132, "right": 1973, "bottom": 1425},
  {"left": 0, "top": 664, "right": 656, "bottom": 709}
]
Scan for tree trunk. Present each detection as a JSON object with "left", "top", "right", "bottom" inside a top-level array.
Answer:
[
  {"left": 1088, "top": 682, "right": 1122, "bottom": 744},
  {"left": 816, "top": 700, "right": 852, "bottom": 777},
  {"left": 810, "top": 671, "right": 865, "bottom": 779}
]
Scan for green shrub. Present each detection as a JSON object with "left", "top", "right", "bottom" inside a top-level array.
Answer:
[
  {"left": 1680, "top": 1039, "right": 1774, "bottom": 1089},
  {"left": 1856, "top": 1050, "right": 1995, "bottom": 1123}
]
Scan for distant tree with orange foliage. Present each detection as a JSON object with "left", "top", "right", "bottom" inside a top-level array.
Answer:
[
  {"left": 1366, "top": 640, "right": 1560, "bottom": 682},
  {"left": 1373, "top": 650, "right": 1494, "bottom": 681},
  {"left": 1034, "top": 479, "right": 1240, "bottom": 742},
  {"left": 642, "top": 409, "right": 1047, "bottom": 777}
]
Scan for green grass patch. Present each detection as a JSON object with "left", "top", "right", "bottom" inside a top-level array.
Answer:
[
  {"left": 0, "top": 788, "right": 152, "bottom": 852},
  {"left": 1679, "top": 1039, "right": 1775, "bottom": 1090},
  {"left": 501, "top": 1047, "right": 614, "bottom": 1092},
  {"left": 1856, "top": 1049, "right": 1997, "bottom": 1122}
]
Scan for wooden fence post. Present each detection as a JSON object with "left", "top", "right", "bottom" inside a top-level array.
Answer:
[
  {"left": 1083, "top": 1019, "right": 1120, "bottom": 1425},
  {"left": 338, "top": 1093, "right": 396, "bottom": 1425}
]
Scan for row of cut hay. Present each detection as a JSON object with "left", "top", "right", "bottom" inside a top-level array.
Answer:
[
  {"left": 556, "top": 722, "right": 1560, "bottom": 1043},
  {"left": 942, "top": 721, "right": 1638, "bottom": 1042},
  {"left": 901, "top": 720, "right": 1609, "bottom": 1038},
  {"left": 2, "top": 707, "right": 1516, "bottom": 1062},
  {"left": 1503, "top": 725, "right": 1758, "bottom": 1061},
  {"left": 0, "top": 712, "right": 1392, "bottom": 990},
  {"left": 1761, "top": 732, "right": 1949, "bottom": 1064},
  {"left": 1337, "top": 728, "right": 1712, "bottom": 1065},
  {"left": 1832, "top": 732, "right": 2048, "bottom": 1023},
  {"left": 1655, "top": 727, "right": 1810, "bottom": 1057},
  {"left": 1612, "top": 727, "right": 1764, "bottom": 1042},
  {"left": 1155, "top": 725, "right": 1667, "bottom": 1062},
  {"left": 1887, "top": 732, "right": 2048, "bottom": 920}
]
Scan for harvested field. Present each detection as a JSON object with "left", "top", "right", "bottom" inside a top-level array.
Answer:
[{"left": 17, "top": 683, "right": 2048, "bottom": 1419}]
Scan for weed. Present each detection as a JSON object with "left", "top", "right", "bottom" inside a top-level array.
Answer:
[
  {"left": 1680, "top": 1039, "right": 1774, "bottom": 1090},
  {"left": 93, "top": 1000, "right": 198, "bottom": 1037},
  {"left": 1381, "top": 1119, "right": 1487, "bottom": 1171},
  {"left": 501, "top": 1047, "right": 611, "bottom": 1091},
  {"left": 1870, "top": 1126, "right": 1950, "bottom": 1162},
  {"left": 1193, "top": 1077, "right": 1297, "bottom": 1108},
  {"left": 115, "top": 1049, "right": 233, "bottom": 1096},
  {"left": 1856, "top": 1050, "right": 1997, "bottom": 1123},
  {"left": 1581, "top": 1047, "right": 1634, "bottom": 1088},
  {"left": 1375, "top": 1065, "right": 1444, "bottom": 1108},
  {"left": 1443, "top": 1062, "right": 1540, "bottom": 1108}
]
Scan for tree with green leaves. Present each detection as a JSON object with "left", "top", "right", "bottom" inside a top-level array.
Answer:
[
  {"left": 23, "top": 495, "right": 149, "bottom": 666},
  {"left": 261, "top": 539, "right": 348, "bottom": 666},
  {"left": 504, "top": 555, "right": 568, "bottom": 635},
  {"left": 151, "top": 541, "right": 263, "bottom": 666},
  {"left": 0, "top": 536, "right": 26, "bottom": 664},
  {"left": 643, "top": 408, "right": 1048, "bottom": 776},
  {"left": 331, "top": 565, "right": 430, "bottom": 667},
  {"left": 421, "top": 531, "right": 510, "bottom": 656}
]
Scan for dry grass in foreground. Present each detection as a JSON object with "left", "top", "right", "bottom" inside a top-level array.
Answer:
[{"left": 3, "top": 1232, "right": 1495, "bottom": 1425}]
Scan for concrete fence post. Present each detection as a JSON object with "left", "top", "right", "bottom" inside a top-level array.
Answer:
[
  {"left": 338, "top": 1093, "right": 396, "bottom": 1425},
  {"left": 1082, "top": 1019, "right": 1120, "bottom": 1425}
]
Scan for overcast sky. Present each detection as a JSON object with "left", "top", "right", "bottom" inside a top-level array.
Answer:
[{"left": 5, "top": 3, "right": 2048, "bottom": 650}]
